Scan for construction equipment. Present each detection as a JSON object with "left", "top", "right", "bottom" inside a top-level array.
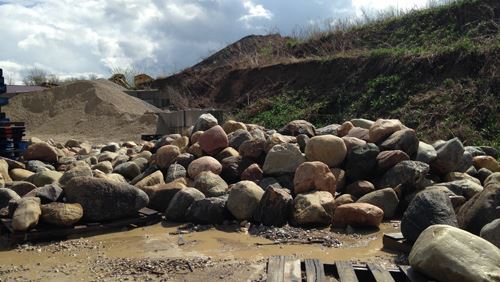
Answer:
[{"left": 0, "top": 68, "right": 28, "bottom": 158}]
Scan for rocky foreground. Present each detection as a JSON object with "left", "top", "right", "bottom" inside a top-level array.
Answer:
[{"left": 0, "top": 116, "right": 499, "bottom": 281}]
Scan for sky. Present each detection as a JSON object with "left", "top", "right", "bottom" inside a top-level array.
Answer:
[{"left": 0, "top": 0, "right": 431, "bottom": 84}]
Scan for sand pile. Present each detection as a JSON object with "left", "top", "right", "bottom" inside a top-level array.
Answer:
[{"left": 4, "top": 79, "right": 160, "bottom": 142}]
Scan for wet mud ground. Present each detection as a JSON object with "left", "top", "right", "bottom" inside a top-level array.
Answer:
[{"left": 0, "top": 221, "right": 403, "bottom": 281}]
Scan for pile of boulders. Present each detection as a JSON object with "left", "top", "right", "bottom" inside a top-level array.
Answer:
[{"left": 0, "top": 115, "right": 499, "bottom": 281}]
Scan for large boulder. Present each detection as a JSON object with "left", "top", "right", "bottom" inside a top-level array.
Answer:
[
  {"left": 263, "top": 144, "right": 305, "bottom": 175},
  {"left": 41, "top": 202, "right": 83, "bottom": 226},
  {"left": 239, "top": 139, "right": 265, "bottom": 159},
  {"left": 409, "top": 225, "right": 500, "bottom": 282},
  {"left": 401, "top": 189, "right": 458, "bottom": 242},
  {"left": 187, "top": 196, "right": 231, "bottom": 224},
  {"left": 333, "top": 203, "right": 384, "bottom": 228},
  {"left": 59, "top": 164, "right": 93, "bottom": 186},
  {"left": 254, "top": 187, "right": 293, "bottom": 227},
  {"left": 293, "top": 161, "right": 336, "bottom": 195},
  {"left": 12, "top": 197, "right": 41, "bottom": 231},
  {"left": 188, "top": 156, "right": 222, "bottom": 178},
  {"left": 192, "top": 113, "right": 218, "bottom": 133},
  {"left": 198, "top": 125, "right": 229, "bottom": 155},
  {"left": 280, "top": 120, "right": 315, "bottom": 137},
  {"left": 378, "top": 161, "right": 429, "bottom": 189},
  {"left": 64, "top": 177, "right": 149, "bottom": 222},
  {"left": 457, "top": 185, "right": 500, "bottom": 235},
  {"left": 345, "top": 143, "right": 380, "bottom": 181},
  {"left": 315, "top": 124, "right": 339, "bottom": 135},
  {"left": 165, "top": 187, "right": 205, "bottom": 222},
  {"left": 193, "top": 171, "right": 229, "bottom": 197},
  {"left": 431, "top": 137, "right": 464, "bottom": 175},
  {"left": 227, "top": 181, "right": 264, "bottom": 220},
  {"left": 379, "top": 128, "right": 419, "bottom": 157},
  {"left": 291, "top": 191, "right": 335, "bottom": 226},
  {"left": 357, "top": 188, "right": 399, "bottom": 219},
  {"left": 368, "top": 119, "right": 405, "bottom": 143},
  {"left": 0, "top": 188, "right": 20, "bottom": 209},
  {"left": 350, "top": 118, "right": 374, "bottom": 129},
  {"left": 305, "top": 135, "right": 347, "bottom": 167},
  {"left": 23, "top": 142, "right": 59, "bottom": 163}
]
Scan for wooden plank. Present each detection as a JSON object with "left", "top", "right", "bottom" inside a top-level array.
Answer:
[
  {"left": 305, "top": 259, "right": 325, "bottom": 282},
  {"left": 283, "top": 258, "right": 301, "bottom": 282},
  {"left": 267, "top": 256, "right": 285, "bottom": 282},
  {"left": 399, "top": 265, "right": 428, "bottom": 282},
  {"left": 367, "top": 262, "right": 395, "bottom": 282},
  {"left": 335, "top": 261, "right": 358, "bottom": 282}
]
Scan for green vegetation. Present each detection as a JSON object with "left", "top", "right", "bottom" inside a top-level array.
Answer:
[
  {"left": 235, "top": 0, "right": 499, "bottom": 148},
  {"left": 236, "top": 89, "right": 325, "bottom": 129}
]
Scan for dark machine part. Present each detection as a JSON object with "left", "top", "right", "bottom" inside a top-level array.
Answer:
[
  {"left": 0, "top": 68, "right": 27, "bottom": 158},
  {"left": 0, "top": 68, "right": 6, "bottom": 94}
]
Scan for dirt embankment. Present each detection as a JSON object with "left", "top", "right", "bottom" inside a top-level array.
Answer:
[{"left": 4, "top": 79, "right": 160, "bottom": 143}]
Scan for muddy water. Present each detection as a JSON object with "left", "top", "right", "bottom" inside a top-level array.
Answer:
[{"left": 0, "top": 222, "right": 400, "bottom": 281}]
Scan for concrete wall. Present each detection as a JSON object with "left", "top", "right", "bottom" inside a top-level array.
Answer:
[
  {"left": 156, "top": 109, "right": 225, "bottom": 134},
  {"left": 124, "top": 89, "right": 170, "bottom": 108}
]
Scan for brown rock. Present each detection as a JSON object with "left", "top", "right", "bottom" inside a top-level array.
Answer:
[
  {"left": 153, "top": 145, "right": 180, "bottom": 169},
  {"left": 23, "top": 142, "right": 59, "bottom": 163},
  {"left": 333, "top": 203, "right": 384, "bottom": 227},
  {"left": 215, "top": 147, "right": 239, "bottom": 161},
  {"left": 41, "top": 202, "right": 83, "bottom": 226},
  {"left": 333, "top": 194, "right": 356, "bottom": 210},
  {"left": 376, "top": 150, "right": 410, "bottom": 172},
  {"left": 346, "top": 127, "right": 370, "bottom": 141},
  {"left": 473, "top": 156, "right": 499, "bottom": 172},
  {"left": 10, "top": 168, "right": 35, "bottom": 181},
  {"left": 341, "top": 136, "right": 367, "bottom": 152},
  {"left": 294, "top": 161, "right": 336, "bottom": 195},
  {"left": 330, "top": 168, "right": 346, "bottom": 192},
  {"left": 187, "top": 156, "right": 222, "bottom": 178},
  {"left": 337, "top": 121, "right": 354, "bottom": 137},
  {"left": 241, "top": 163, "right": 263, "bottom": 183},
  {"left": 380, "top": 128, "right": 419, "bottom": 157},
  {"left": 190, "top": 131, "right": 204, "bottom": 144},
  {"left": 135, "top": 170, "right": 165, "bottom": 189},
  {"left": 368, "top": 119, "right": 405, "bottom": 143},
  {"left": 345, "top": 180, "right": 375, "bottom": 198},
  {"left": 198, "top": 125, "right": 229, "bottom": 155},
  {"left": 187, "top": 143, "right": 204, "bottom": 158},
  {"left": 222, "top": 120, "right": 247, "bottom": 134},
  {"left": 305, "top": 135, "right": 347, "bottom": 167},
  {"left": 141, "top": 181, "right": 186, "bottom": 211},
  {"left": 254, "top": 187, "right": 293, "bottom": 227}
]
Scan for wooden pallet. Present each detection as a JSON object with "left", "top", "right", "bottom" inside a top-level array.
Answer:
[
  {"left": 267, "top": 256, "right": 430, "bottom": 282},
  {"left": 0, "top": 207, "right": 161, "bottom": 244}
]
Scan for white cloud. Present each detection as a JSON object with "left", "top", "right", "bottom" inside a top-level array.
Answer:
[
  {"left": 239, "top": 0, "right": 273, "bottom": 22},
  {"left": 0, "top": 0, "right": 432, "bottom": 84}
]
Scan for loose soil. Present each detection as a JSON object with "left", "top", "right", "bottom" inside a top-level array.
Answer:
[
  {"left": 0, "top": 221, "right": 402, "bottom": 281},
  {"left": 4, "top": 80, "right": 160, "bottom": 143}
]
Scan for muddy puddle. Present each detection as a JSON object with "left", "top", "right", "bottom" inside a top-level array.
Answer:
[{"left": 0, "top": 221, "right": 402, "bottom": 281}]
